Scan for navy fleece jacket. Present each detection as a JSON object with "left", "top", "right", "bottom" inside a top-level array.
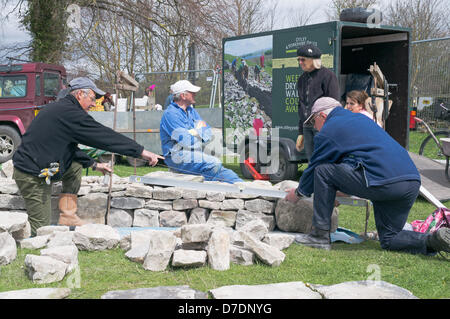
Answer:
[{"left": 298, "top": 107, "right": 420, "bottom": 196}]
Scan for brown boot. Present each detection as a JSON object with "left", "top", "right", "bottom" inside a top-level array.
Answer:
[{"left": 58, "top": 193, "right": 86, "bottom": 227}]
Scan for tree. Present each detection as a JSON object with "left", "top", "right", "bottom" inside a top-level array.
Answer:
[{"left": 384, "top": 0, "right": 449, "bottom": 99}]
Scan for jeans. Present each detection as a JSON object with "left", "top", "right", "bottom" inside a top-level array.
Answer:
[
  {"left": 165, "top": 150, "right": 243, "bottom": 184},
  {"left": 312, "top": 162, "right": 432, "bottom": 255},
  {"left": 303, "top": 126, "right": 318, "bottom": 162}
]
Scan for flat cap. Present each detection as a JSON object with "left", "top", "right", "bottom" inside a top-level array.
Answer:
[
  {"left": 69, "top": 77, "right": 106, "bottom": 98},
  {"left": 297, "top": 44, "right": 322, "bottom": 59}
]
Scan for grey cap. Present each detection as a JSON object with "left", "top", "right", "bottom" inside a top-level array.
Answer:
[
  {"left": 304, "top": 97, "right": 342, "bottom": 125},
  {"left": 69, "top": 77, "right": 106, "bottom": 98}
]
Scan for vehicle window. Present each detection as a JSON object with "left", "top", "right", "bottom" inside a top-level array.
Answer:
[
  {"left": 0, "top": 75, "right": 27, "bottom": 98},
  {"left": 44, "top": 72, "right": 60, "bottom": 97},
  {"left": 36, "top": 74, "right": 41, "bottom": 96}
]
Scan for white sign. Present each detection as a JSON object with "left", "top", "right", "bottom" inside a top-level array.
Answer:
[{"left": 418, "top": 97, "right": 433, "bottom": 111}]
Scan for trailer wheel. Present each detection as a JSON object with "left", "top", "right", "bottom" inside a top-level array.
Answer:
[
  {"left": 0, "top": 125, "right": 21, "bottom": 163},
  {"left": 269, "top": 146, "right": 298, "bottom": 182}
]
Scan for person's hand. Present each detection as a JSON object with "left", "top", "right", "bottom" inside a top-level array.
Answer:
[
  {"left": 188, "top": 129, "right": 199, "bottom": 137},
  {"left": 295, "top": 135, "right": 304, "bottom": 152},
  {"left": 141, "top": 150, "right": 164, "bottom": 167},
  {"left": 285, "top": 188, "right": 302, "bottom": 203},
  {"left": 93, "top": 162, "right": 112, "bottom": 175},
  {"left": 195, "top": 120, "right": 207, "bottom": 129}
]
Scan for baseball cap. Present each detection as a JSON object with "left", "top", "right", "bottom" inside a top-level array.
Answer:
[
  {"left": 297, "top": 44, "right": 322, "bottom": 59},
  {"left": 69, "top": 77, "right": 106, "bottom": 98},
  {"left": 304, "top": 97, "right": 342, "bottom": 125},
  {"left": 170, "top": 80, "right": 201, "bottom": 95}
]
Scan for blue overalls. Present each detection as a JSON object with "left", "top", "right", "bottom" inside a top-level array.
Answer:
[{"left": 160, "top": 102, "right": 243, "bottom": 184}]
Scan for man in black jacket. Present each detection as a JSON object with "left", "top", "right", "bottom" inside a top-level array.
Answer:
[
  {"left": 13, "top": 77, "right": 163, "bottom": 236},
  {"left": 295, "top": 44, "right": 340, "bottom": 161}
]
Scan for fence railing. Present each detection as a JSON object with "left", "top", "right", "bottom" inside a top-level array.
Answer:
[{"left": 410, "top": 37, "right": 450, "bottom": 130}]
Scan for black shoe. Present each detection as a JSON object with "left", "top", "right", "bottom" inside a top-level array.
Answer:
[
  {"left": 295, "top": 227, "right": 331, "bottom": 250},
  {"left": 426, "top": 228, "right": 450, "bottom": 253}
]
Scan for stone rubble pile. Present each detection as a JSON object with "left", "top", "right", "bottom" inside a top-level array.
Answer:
[
  {"left": 224, "top": 72, "right": 272, "bottom": 132},
  {"left": 0, "top": 162, "right": 338, "bottom": 284}
]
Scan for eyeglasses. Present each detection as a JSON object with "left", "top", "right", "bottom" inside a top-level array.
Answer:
[
  {"left": 310, "top": 113, "right": 320, "bottom": 125},
  {"left": 83, "top": 91, "right": 96, "bottom": 102},
  {"left": 297, "top": 57, "right": 307, "bottom": 62}
]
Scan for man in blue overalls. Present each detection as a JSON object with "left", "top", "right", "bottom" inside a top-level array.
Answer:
[{"left": 160, "top": 80, "right": 243, "bottom": 184}]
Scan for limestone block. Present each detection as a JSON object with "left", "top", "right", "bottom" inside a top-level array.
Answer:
[
  {"left": 235, "top": 209, "right": 275, "bottom": 231},
  {"left": 230, "top": 245, "right": 254, "bottom": 266},
  {"left": 145, "top": 199, "right": 172, "bottom": 211},
  {"left": 46, "top": 231, "right": 75, "bottom": 248},
  {"left": 77, "top": 193, "right": 108, "bottom": 224},
  {"left": 244, "top": 199, "right": 274, "bottom": 214},
  {"left": 107, "top": 209, "right": 133, "bottom": 227},
  {"left": 159, "top": 211, "right": 187, "bottom": 227},
  {"left": 133, "top": 209, "right": 159, "bottom": 227},
  {"left": 0, "top": 232, "right": 17, "bottom": 265},
  {"left": 0, "top": 211, "right": 28, "bottom": 233},
  {"left": 239, "top": 219, "right": 268, "bottom": 241},
  {"left": 188, "top": 208, "right": 209, "bottom": 225},
  {"left": 24, "top": 255, "right": 67, "bottom": 284},
  {"left": 238, "top": 231, "right": 285, "bottom": 267},
  {"left": 275, "top": 198, "right": 339, "bottom": 233},
  {"left": 221, "top": 199, "right": 245, "bottom": 211},
  {"left": 207, "top": 210, "right": 237, "bottom": 228},
  {"left": 40, "top": 245, "right": 78, "bottom": 273},
  {"left": 111, "top": 197, "right": 145, "bottom": 210},
  {"left": 73, "top": 224, "right": 120, "bottom": 251},
  {"left": 172, "top": 199, "right": 198, "bottom": 211},
  {"left": 207, "top": 229, "right": 230, "bottom": 271},
  {"left": 181, "top": 224, "right": 212, "bottom": 243},
  {"left": 125, "top": 185, "right": 153, "bottom": 199},
  {"left": 172, "top": 250, "right": 207, "bottom": 267},
  {"left": 152, "top": 187, "right": 183, "bottom": 200},
  {"left": 262, "top": 232, "right": 295, "bottom": 250},
  {"left": 20, "top": 235, "right": 51, "bottom": 250},
  {"left": 143, "top": 231, "right": 177, "bottom": 271}
]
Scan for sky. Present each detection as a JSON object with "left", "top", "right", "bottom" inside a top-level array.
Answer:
[{"left": 0, "top": 0, "right": 386, "bottom": 58}]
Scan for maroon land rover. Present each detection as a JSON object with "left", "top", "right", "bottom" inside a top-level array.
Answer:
[{"left": 0, "top": 62, "right": 66, "bottom": 163}]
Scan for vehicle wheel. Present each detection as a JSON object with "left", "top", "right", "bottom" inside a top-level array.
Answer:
[
  {"left": 269, "top": 146, "right": 298, "bottom": 182},
  {"left": 0, "top": 125, "right": 21, "bottom": 163},
  {"left": 418, "top": 131, "right": 450, "bottom": 161},
  {"left": 126, "top": 156, "right": 147, "bottom": 167}
]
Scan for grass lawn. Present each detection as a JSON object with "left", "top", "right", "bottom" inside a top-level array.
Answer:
[{"left": 0, "top": 134, "right": 448, "bottom": 299}]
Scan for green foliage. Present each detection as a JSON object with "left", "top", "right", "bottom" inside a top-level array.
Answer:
[{"left": 21, "top": 0, "right": 70, "bottom": 63}]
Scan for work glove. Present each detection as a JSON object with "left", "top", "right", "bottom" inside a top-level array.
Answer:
[
  {"left": 188, "top": 129, "right": 199, "bottom": 137},
  {"left": 295, "top": 135, "right": 304, "bottom": 152}
]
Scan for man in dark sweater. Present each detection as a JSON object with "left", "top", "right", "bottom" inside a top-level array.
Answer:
[
  {"left": 13, "top": 77, "right": 163, "bottom": 235},
  {"left": 285, "top": 97, "right": 450, "bottom": 256},
  {"left": 296, "top": 44, "right": 340, "bottom": 161}
]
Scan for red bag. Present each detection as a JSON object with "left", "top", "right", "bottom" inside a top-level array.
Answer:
[{"left": 411, "top": 208, "right": 450, "bottom": 233}]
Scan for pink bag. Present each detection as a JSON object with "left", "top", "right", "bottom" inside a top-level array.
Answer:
[{"left": 411, "top": 208, "right": 450, "bottom": 233}]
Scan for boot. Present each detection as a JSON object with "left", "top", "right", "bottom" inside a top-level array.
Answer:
[
  {"left": 426, "top": 228, "right": 450, "bottom": 253},
  {"left": 295, "top": 227, "right": 331, "bottom": 250},
  {"left": 58, "top": 193, "right": 86, "bottom": 227}
]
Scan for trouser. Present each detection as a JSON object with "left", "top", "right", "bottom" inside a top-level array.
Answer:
[
  {"left": 312, "top": 162, "right": 433, "bottom": 255},
  {"left": 165, "top": 151, "right": 243, "bottom": 184},
  {"left": 13, "top": 161, "right": 83, "bottom": 236},
  {"left": 303, "top": 126, "right": 318, "bottom": 162}
]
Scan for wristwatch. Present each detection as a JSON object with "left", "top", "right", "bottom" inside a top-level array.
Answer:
[
  {"left": 295, "top": 188, "right": 303, "bottom": 198},
  {"left": 92, "top": 162, "right": 98, "bottom": 171}
]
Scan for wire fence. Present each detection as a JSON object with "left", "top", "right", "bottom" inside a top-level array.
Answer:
[{"left": 411, "top": 37, "right": 450, "bottom": 131}]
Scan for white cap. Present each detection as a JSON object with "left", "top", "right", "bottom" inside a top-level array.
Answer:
[{"left": 170, "top": 80, "right": 201, "bottom": 95}]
